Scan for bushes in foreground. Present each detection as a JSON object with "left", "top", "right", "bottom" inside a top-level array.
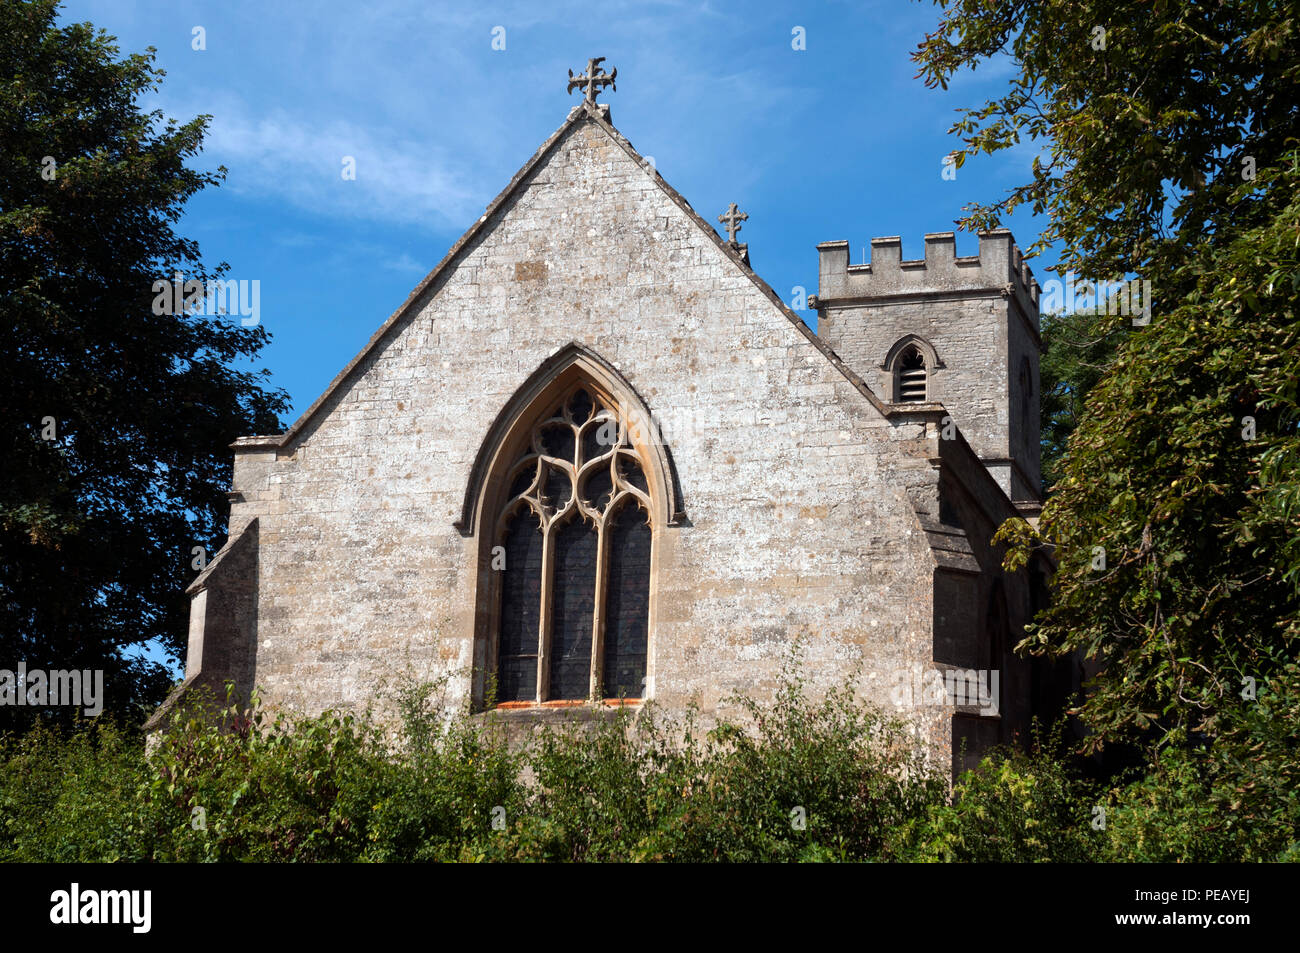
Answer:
[
  {"left": 0, "top": 672, "right": 945, "bottom": 862},
  {"left": 1, "top": 668, "right": 1295, "bottom": 862},
  {"left": 504, "top": 672, "right": 944, "bottom": 861},
  {"left": 896, "top": 726, "right": 1097, "bottom": 863}
]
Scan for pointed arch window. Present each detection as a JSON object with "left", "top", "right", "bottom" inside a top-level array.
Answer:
[
  {"left": 883, "top": 336, "right": 940, "bottom": 404},
  {"left": 490, "top": 384, "right": 652, "bottom": 705}
]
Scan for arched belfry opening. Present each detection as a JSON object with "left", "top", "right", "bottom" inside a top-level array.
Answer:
[
  {"left": 882, "top": 334, "right": 941, "bottom": 404},
  {"left": 461, "top": 345, "right": 679, "bottom": 710},
  {"left": 897, "top": 347, "right": 927, "bottom": 402}
]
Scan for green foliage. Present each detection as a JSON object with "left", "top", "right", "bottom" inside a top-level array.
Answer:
[
  {"left": 0, "top": 668, "right": 947, "bottom": 862},
  {"left": 1002, "top": 162, "right": 1300, "bottom": 752},
  {"left": 1038, "top": 309, "right": 1125, "bottom": 492},
  {"left": 136, "top": 699, "right": 381, "bottom": 862},
  {"left": 920, "top": 1, "right": 1300, "bottom": 768},
  {"left": 897, "top": 723, "right": 1099, "bottom": 862},
  {"left": 679, "top": 670, "right": 943, "bottom": 862},
  {"left": 914, "top": 0, "right": 1298, "bottom": 283},
  {"left": 2, "top": 668, "right": 1294, "bottom": 862},
  {"left": 0, "top": 717, "right": 145, "bottom": 862},
  {"left": 515, "top": 665, "right": 944, "bottom": 862},
  {"left": 1099, "top": 664, "right": 1300, "bottom": 862},
  {"left": 131, "top": 681, "right": 525, "bottom": 862},
  {"left": 0, "top": 0, "right": 288, "bottom": 725},
  {"left": 360, "top": 680, "right": 525, "bottom": 862}
]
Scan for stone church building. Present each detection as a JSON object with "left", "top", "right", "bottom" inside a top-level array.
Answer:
[{"left": 150, "top": 67, "right": 1070, "bottom": 775}]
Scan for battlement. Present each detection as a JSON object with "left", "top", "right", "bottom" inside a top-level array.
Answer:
[
  {"left": 813, "top": 227, "right": 1044, "bottom": 501},
  {"left": 815, "top": 230, "right": 1039, "bottom": 330}
]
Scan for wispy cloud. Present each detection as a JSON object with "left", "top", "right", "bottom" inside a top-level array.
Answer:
[
  {"left": 380, "top": 251, "right": 429, "bottom": 274},
  {"left": 138, "top": 0, "right": 813, "bottom": 232},
  {"left": 164, "top": 96, "right": 488, "bottom": 230}
]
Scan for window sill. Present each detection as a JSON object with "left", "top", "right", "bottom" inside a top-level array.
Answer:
[{"left": 492, "top": 698, "right": 643, "bottom": 710}]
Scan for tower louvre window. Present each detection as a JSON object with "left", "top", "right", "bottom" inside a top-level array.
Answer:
[{"left": 898, "top": 347, "right": 927, "bottom": 402}]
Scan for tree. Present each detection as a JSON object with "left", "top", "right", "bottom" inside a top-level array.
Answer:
[
  {"left": 0, "top": 0, "right": 288, "bottom": 726},
  {"left": 914, "top": 0, "right": 1300, "bottom": 751},
  {"left": 1037, "top": 309, "right": 1124, "bottom": 493}
]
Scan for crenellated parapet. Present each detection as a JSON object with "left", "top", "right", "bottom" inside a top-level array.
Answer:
[
  {"left": 813, "top": 227, "right": 1043, "bottom": 504},
  {"left": 815, "top": 230, "right": 1040, "bottom": 332}
]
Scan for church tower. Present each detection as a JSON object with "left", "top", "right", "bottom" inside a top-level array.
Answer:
[{"left": 812, "top": 230, "right": 1043, "bottom": 508}]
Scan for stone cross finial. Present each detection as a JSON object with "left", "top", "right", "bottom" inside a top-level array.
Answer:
[
  {"left": 718, "top": 203, "right": 748, "bottom": 244},
  {"left": 567, "top": 57, "right": 617, "bottom": 104}
]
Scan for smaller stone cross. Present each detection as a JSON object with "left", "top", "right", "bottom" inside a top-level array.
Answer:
[
  {"left": 567, "top": 57, "right": 617, "bottom": 104},
  {"left": 718, "top": 203, "right": 748, "bottom": 244}
]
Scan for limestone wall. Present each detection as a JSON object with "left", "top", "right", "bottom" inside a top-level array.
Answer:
[{"left": 206, "top": 111, "right": 962, "bottom": 758}]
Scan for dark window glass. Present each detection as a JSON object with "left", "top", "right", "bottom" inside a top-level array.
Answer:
[
  {"left": 498, "top": 509, "right": 543, "bottom": 701},
  {"left": 618, "top": 453, "right": 649, "bottom": 494},
  {"left": 493, "top": 386, "right": 654, "bottom": 707},
  {"left": 549, "top": 517, "right": 597, "bottom": 699},
  {"left": 539, "top": 422, "right": 575, "bottom": 462},
  {"left": 582, "top": 419, "right": 613, "bottom": 462},
  {"left": 541, "top": 463, "right": 572, "bottom": 511},
  {"left": 568, "top": 389, "right": 594, "bottom": 425},
  {"left": 506, "top": 460, "right": 537, "bottom": 500},
  {"left": 581, "top": 465, "right": 614, "bottom": 512},
  {"left": 603, "top": 502, "right": 651, "bottom": 699}
]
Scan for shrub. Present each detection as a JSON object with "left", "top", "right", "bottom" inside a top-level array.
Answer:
[
  {"left": 1100, "top": 663, "right": 1300, "bottom": 862},
  {"left": 1, "top": 665, "right": 1292, "bottom": 862},
  {"left": 359, "top": 679, "right": 525, "bottom": 862},
  {"left": 897, "top": 723, "right": 1100, "bottom": 862},
  {"left": 0, "top": 717, "right": 146, "bottom": 862},
  {"left": 503, "top": 664, "right": 945, "bottom": 862}
]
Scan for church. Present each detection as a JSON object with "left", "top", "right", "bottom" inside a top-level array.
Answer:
[{"left": 149, "top": 60, "right": 1073, "bottom": 775}]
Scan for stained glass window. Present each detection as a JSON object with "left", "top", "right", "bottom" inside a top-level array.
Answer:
[{"left": 493, "top": 386, "right": 652, "bottom": 703}]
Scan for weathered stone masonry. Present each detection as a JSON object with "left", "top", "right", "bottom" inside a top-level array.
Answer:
[{"left": 147, "top": 97, "right": 1071, "bottom": 775}]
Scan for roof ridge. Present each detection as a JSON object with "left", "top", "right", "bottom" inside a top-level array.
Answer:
[
  {"left": 245, "top": 100, "right": 886, "bottom": 451},
  {"left": 578, "top": 107, "right": 889, "bottom": 417}
]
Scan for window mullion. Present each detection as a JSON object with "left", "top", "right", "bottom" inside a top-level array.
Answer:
[
  {"left": 589, "top": 514, "right": 609, "bottom": 701},
  {"left": 536, "top": 519, "right": 555, "bottom": 702}
]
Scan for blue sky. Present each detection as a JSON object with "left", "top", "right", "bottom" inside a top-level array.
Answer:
[{"left": 60, "top": 0, "right": 1053, "bottom": 427}]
